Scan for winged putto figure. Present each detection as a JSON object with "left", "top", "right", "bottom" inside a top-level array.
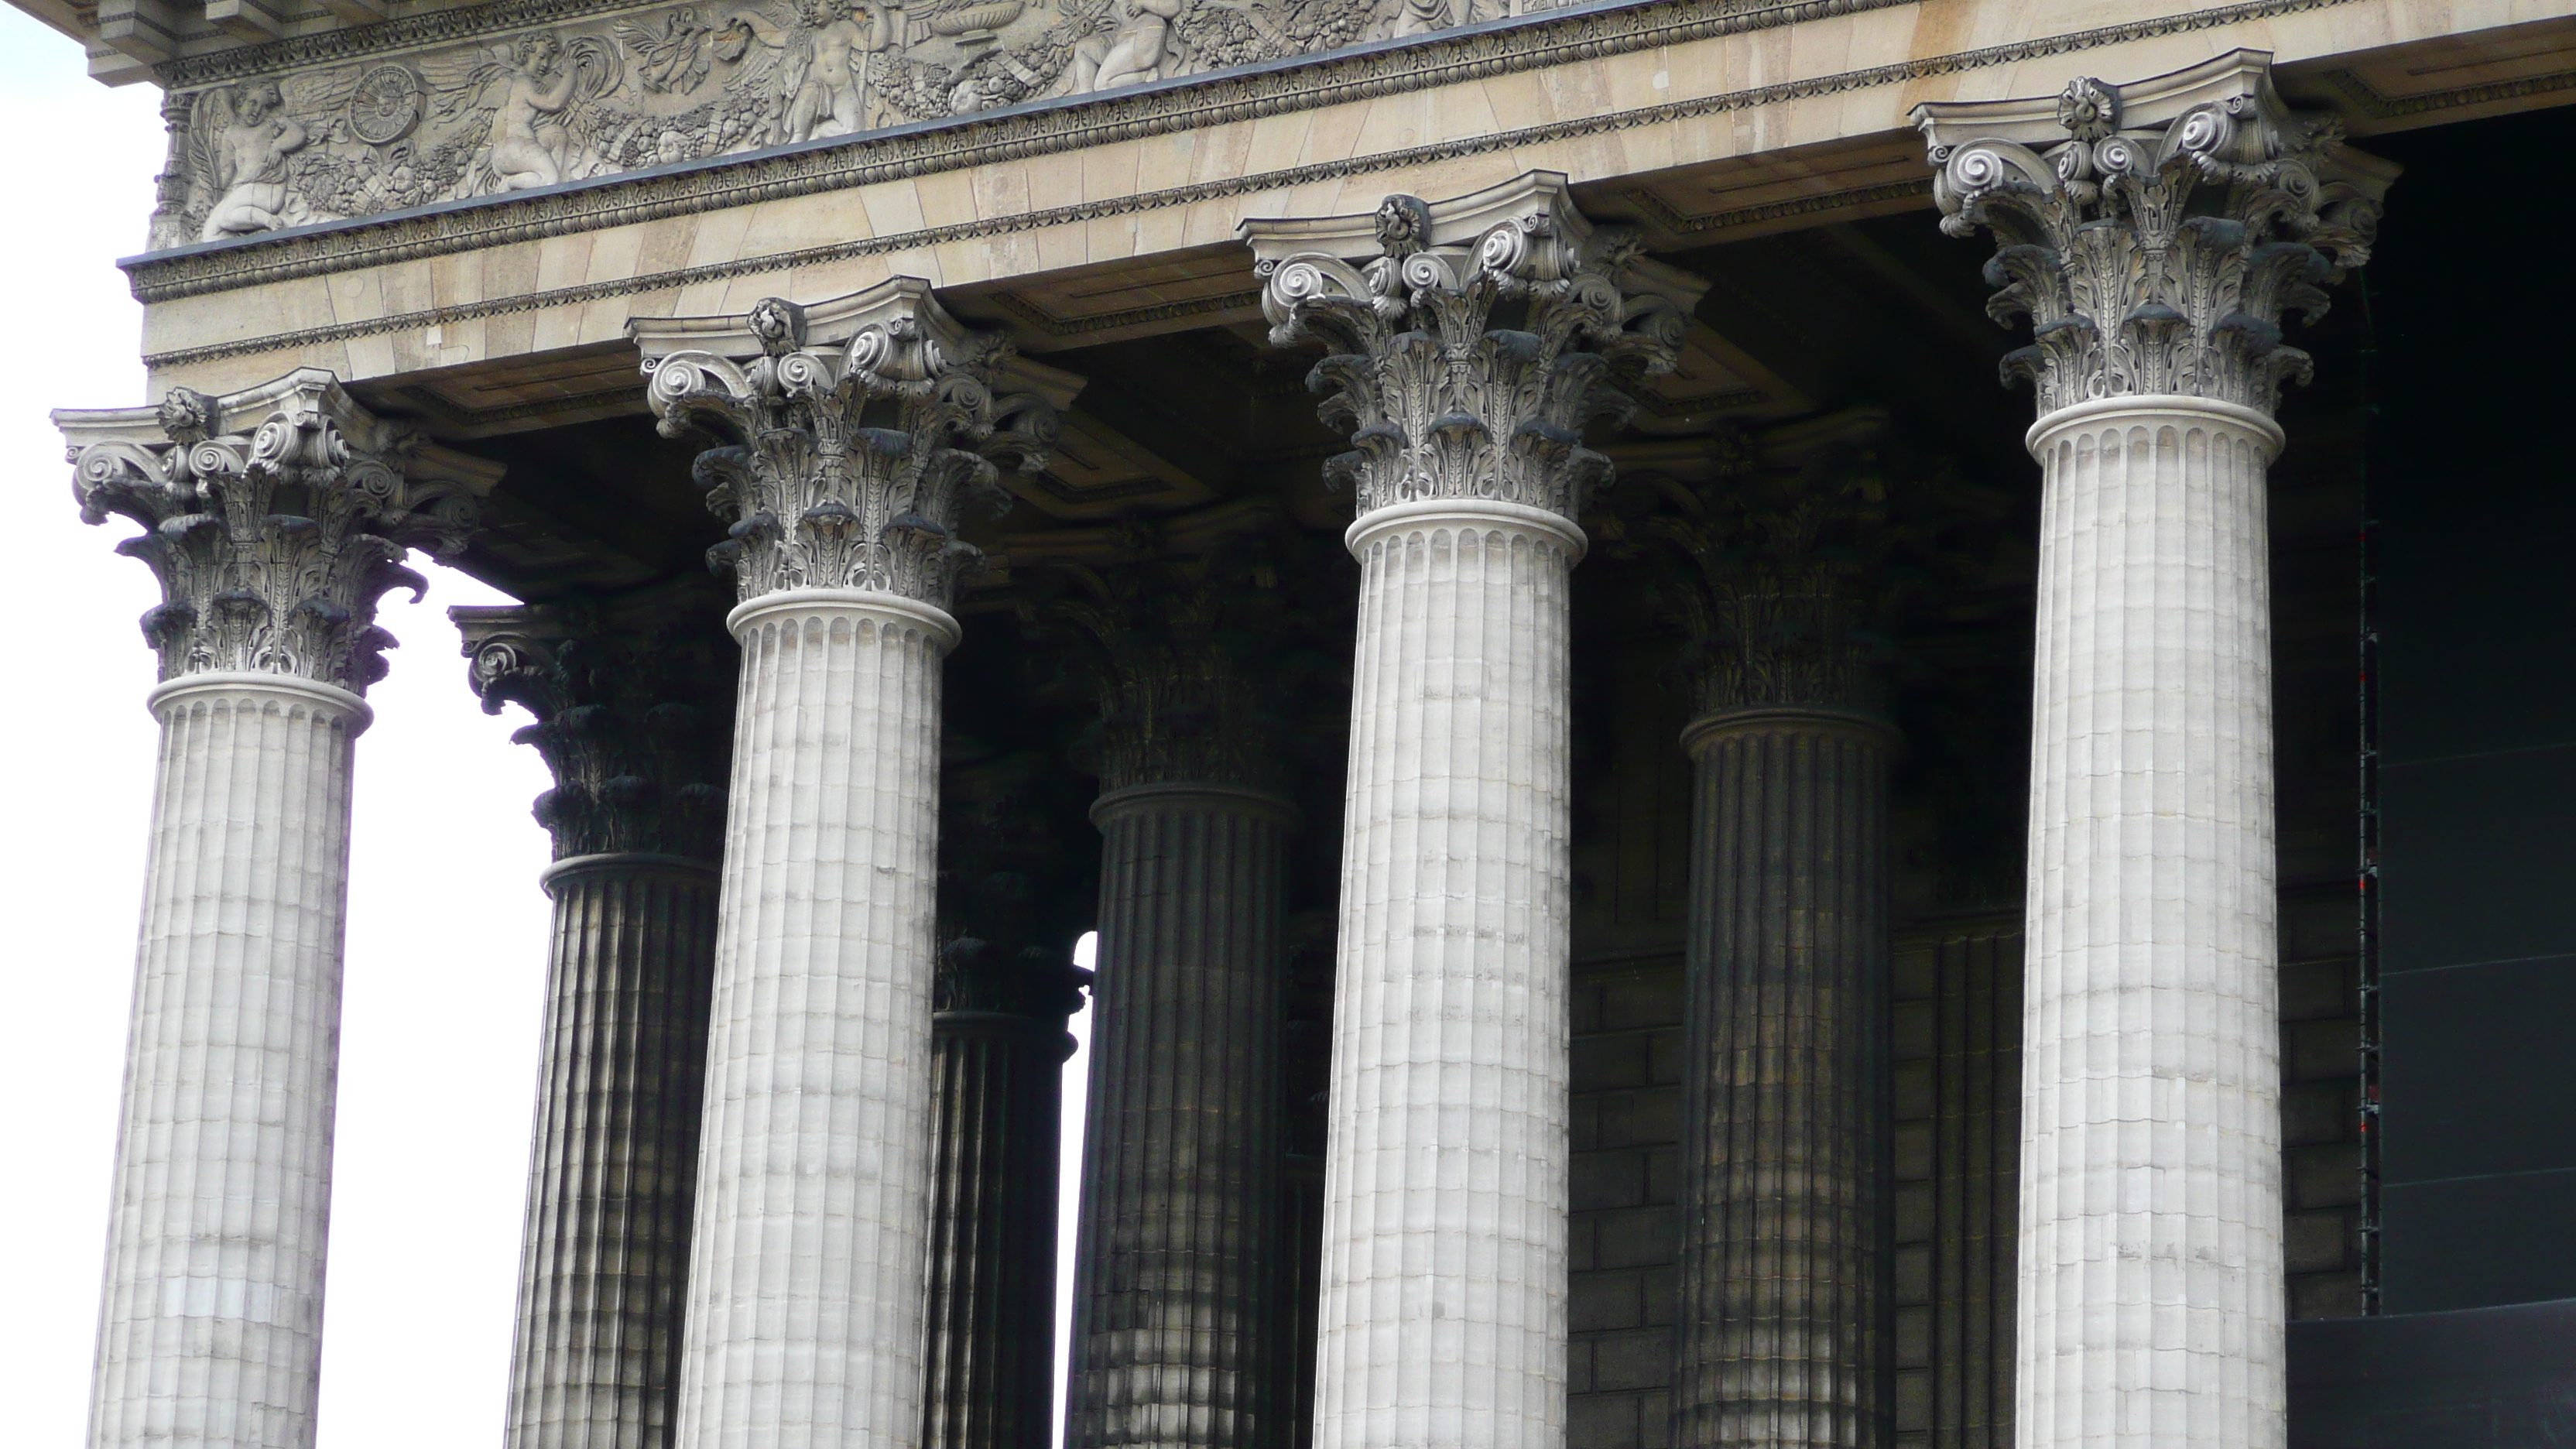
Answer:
[
  {"left": 423, "top": 33, "right": 625, "bottom": 194},
  {"left": 187, "top": 74, "right": 361, "bottom": 241}
]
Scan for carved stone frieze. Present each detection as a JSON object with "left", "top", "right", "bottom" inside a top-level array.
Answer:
[
  {"left": 59, "top": 368, "right": 502, "bottom": 690},
  {"left": 636, "top": 280, "right": 1064, "bottom": 607},
  {"left": 1242, "top": 173, "right": 1701, "bottom": 520},
  {"left": 145, "top": 0, "right": 1601, "bottom": 249},
  {"left": 1915, "top": 49, "right": 2397, "bottom": 416},
  {"left": 454, "top": 584, "right": 738, "bottom": 861}
]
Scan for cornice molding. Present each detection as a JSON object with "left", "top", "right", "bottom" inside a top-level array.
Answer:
[{"left": 139, "top": 0, "right": 2370, "bottom": 375}]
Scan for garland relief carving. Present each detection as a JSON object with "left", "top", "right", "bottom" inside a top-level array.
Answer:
[{"left": 158, "top": 0, "right": 1585, "bottom": 249}]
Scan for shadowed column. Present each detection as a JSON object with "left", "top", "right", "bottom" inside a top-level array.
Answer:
[
  {"left": 454, "top": 587, "right": 738, "bottom": 1449},
  {"left": 926, "top": 755, "right": 1092, "bottom": 1449},
  {"left": 1641, "top": 427, "right": 1901, "bottom": 1449},
  {"left": 1055, "top": 546, "right": 1297, "bottom": 1449}
]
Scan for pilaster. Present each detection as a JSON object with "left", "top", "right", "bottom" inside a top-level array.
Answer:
[
  {"left": 453, "top": 586, "right": 738, "bottom": 1449},
  {"left": 635, "top": 281, "right": 1058, "bottom": 1449},
  {"left": 57, "top": 370, "right": 498, "bottom": 1449},
  {"left": 1241, "top": 172, "right": 1696, "bottom": 1449},
  {"left": 1913, "top": 52, "right": 2394, "bottom": 1449}
]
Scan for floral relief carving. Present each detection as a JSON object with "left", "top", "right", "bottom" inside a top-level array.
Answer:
[
  {"left": 151, "top": 0, "right": 1589, "bottom": 248},
  {"left": 1917, "top": 53, "right": 2396, "bottom": 416},
  {"left": 640, "top": 283, "right": 1060, "bottom": 608},
  {"left": 63, "top": 370, "right": 495, "bottom": 690},
  {"left": 1248, "top": 178, "right": 1697, "bottom": 521}
]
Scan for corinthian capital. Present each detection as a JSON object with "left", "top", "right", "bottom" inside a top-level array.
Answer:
[
  {"left": 635, "top": 280, "right": 1069, "bottom": 609},
  {"left": 452, "top": 582, "right": 736, "bottom": 862},
  {"left": 1239, "top": 171, "right": 1703, "bottom": 521},
  {"left": 1033, "top": 527, "right": 1302, "bottom": 797},
  {"left": 58, "top": 368, "right": 501, "bottom": 690},
  {"left": 1914, "top": 50, "right": 2398, "bottom": 416}
]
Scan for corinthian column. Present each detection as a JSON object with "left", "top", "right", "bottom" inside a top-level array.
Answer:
[
  {"left": 1646, "top": 431, "right": 1899, "bottom": 1449},
  {"left": 925, "top": 757, "right": 1092, "bottom": 1449},
  {"left": 57, "top": 371, "right": 495, "bottom": 1449},
  {"left": 636, "top": 284, "right": 1057, "bottom": 1449},
  {"left": 1241, "top": 174, "right": 1695, "bottom": 1449},
  {"left": 452, "top": 585, "right": 738, "bottom": 1449},
  {"left": 1056, "top": 549, "right": 1296, "bottom": 1449},
  {"left": 1914, "top": 53, "right": 2393, "bottom": 1449}
]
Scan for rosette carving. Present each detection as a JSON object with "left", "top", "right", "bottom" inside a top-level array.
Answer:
[
  {"left": 1243, "top": 175, "right": 1698, "bottom": 520},
  {"left": 454, "top": 584, "right": 737, "bottom": 860},
  {"left": 639, "top": 282, "right": 1060, "bottom": 608},
  {"left": 61, "top": 368, "right": 495, "bottom": 690},
  {"left": 1916, "top": 52, "right": 2397, "bottom": 416}
]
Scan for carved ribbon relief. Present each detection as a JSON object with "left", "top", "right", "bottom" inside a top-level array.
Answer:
[{"left": 167, "top": 0, "right": 1582, "bottom": 248}]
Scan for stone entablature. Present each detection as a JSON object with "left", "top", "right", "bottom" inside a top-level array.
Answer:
[{"left": 139, "top": 0, "right": 1622, "bottom": 250}]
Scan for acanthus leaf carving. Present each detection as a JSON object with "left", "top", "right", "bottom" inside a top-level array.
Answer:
[
  {"left": 1020, "top": 523, "right": 1314, "bottom": 796},
  {"left": 1915, "top": 50, "right": 2397, "bottom": 416},
  {"left": 60, "top": 368, "right": 498, "bottom": 690},
  {"left": 1242, "top": 173, "right": 1700, "bottom": 520},
  {"left": 638, "top": 279, "right": 1062, "bottom": 608},
  {"left": 454, "top": 584, "right": 738, "bottom": 860}
]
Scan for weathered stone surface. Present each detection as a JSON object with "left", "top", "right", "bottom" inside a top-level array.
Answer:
[{"left": 1917, "top": 54, "right": 2393, "bottom": 1449}]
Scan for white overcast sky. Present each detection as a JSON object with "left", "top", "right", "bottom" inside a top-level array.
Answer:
[{"left": 0, "top": 14, "right": 1093, "bottom": 1444}]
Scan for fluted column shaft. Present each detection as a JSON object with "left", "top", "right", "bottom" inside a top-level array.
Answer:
[
  {"left": 1674, "top": 710, "right": 1889, "bottom": 1449},
  {"left": 924, "top": 1012, "right": 1067, "bottom": 1449},
  {"left": 87, "top": 674, "right": 367, "bottom": 1449},
  {"left": 2017, "top": 398, "right": 2283, "bottom": 1444},
  {"left": 1315, "top": 500, "right": 1581, "bottom": 1449},
  {"left": 675, "top": 589, "right": 954, "bottom": 1447},
  {"left": 1068, "top": 784, "right": 1290, "bottom": 1449},
  {"left": 509, "top": 855, "right": 721, "bottom": 1449}
]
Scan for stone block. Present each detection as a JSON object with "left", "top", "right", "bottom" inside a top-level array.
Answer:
[
  {"left": 2287, "top": 1144, "right": 2361, "bottom": 1209},
  {"left": 1574, "top": 1148, "right": 1649, "bottom": 1212},
  {"left": 1893, "top": 1000, "right": 1937, "bottom": 1060},
  {"left": 1574, "top": 1032, "right": 1655, "bottom": 1091},
  {"left": 1893, "top": 1060, "right": 1937, "bottom": 1121},
  {"left": 2280, "top": 1080, "right": 2353, "bottom": 1149},
  {"left": 1591, "top": 1206, "right": 1677, "bottom": 1270},
  {"left": 1591, "top": 1328, "right": 1672, "bottom": 1392},
  {"left": 1599, "top": 972, "right": 1684, "bottom": 1031},
  {"left": 2285, "top": 1207, "right": 2353, "bottom": 1275},
  {"left": 1895, "top": 1304, "right": 1933, "bottom": 1368},
  {"left": 2283, "top": 1016, "right": 2360, "bottom": 1084},
  {"left": 1894, "top": 1182, "right": 1935, "bottom": 1244},
  {"left": 1893, "top": 1121, "right": 1935, "bottom": 1180},
  {"left": 1571, "top": 1269, "right": 1646, "bottom": 1333},
  {"left": 2278, "top": 956, "right": 2355, "bottom": 1023},
  {"left": 1568, "top": 1392, "right": 1640, "bottom": 1449}
]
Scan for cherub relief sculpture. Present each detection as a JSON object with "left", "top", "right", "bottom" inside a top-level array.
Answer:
[
  {"left": 158, "top": 0, "right": 1583, "bottom": 245},
  {"left": 430, "top": 33, "right": 623, "bottom": 191},
  {"left": 190, "top": 80, "right": 316, "bottom": 241},
  {"left": 1066, "top": 0, "right": 1182, "bottom": 93},
  {"left": 718, "top": 0, "right": 902, "bottom": 142}
]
